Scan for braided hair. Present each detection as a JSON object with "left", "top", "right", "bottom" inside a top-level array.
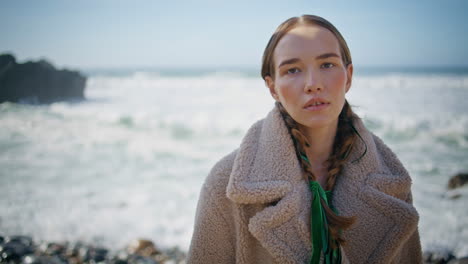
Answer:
[
  {"left": 262, "top": 15, "right": 361, "bottom": 247},
  {"left": 277, "top": 101, "right": 357, "bottom": 247}
]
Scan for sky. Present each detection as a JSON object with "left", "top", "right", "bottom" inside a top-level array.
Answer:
[{"left": 1, "top": 0, "right": 468, "bottom": 69}]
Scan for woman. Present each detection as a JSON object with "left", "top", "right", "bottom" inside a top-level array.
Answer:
[{"left": 187, "top": 15, "right": 422, "bottom": 264}]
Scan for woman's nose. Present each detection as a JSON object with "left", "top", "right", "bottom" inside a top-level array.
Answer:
[{"left": 304, "top": 71, "right": 322, "bottom": 93}]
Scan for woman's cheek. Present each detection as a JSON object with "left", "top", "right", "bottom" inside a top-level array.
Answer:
[
  {"left": 278, "top": 79, "right": 299, "bottom": 102},
  {"left": 276, "top": 79, "right": 290, "bottom": 95},
  {"left": 328, "top": 68, "right": 347, "bottom": 86}
]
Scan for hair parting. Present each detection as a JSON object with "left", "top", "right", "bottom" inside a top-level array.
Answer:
[{"left": 261, "top": 15, "right": 352, "bottom": 80}]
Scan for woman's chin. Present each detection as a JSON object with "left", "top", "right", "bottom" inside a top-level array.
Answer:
[{"left": 297, "top": 117, "right": 339, "bottom": 131}]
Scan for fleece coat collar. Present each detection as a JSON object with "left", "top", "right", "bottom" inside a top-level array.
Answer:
[{"left": 226, "top": 106, "right": 420, "bottom": 263}]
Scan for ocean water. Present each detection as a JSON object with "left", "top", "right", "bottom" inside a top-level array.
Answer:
[{"left": 1, "top": 67, "right": 467, "bottom": 255}]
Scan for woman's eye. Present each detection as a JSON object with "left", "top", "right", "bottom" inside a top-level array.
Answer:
[
  {"left": 321, "top": 63, "right": 334, "bottom": 69},
  {"left": 287, "top": 68, "right": 300, "bottom": 74}
]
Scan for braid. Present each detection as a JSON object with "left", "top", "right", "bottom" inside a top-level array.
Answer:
[
  {"left": 325, "top": 101, "right": 358, "bottom": 191},
  {"left": 277, "top": 102, "right": 316, "bottom": 181},
  {"left": 276, "top": 101, "right": 357, "bottom": 247}
]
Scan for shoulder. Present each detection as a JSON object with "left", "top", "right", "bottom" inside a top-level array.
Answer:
[
  {"left": 364, "top": 132, "right": 413, "bottom": 201},
  {"left": 193, "top": 150, "right": 239, "bottom": 228},
  {"left": 202, "top": 149, "right": 238, "bottom": 198},
  {"left": 189, "top": 152, "right": 239, "bottom": 263},
  {"left": 202, "top": 116, "right": 266, "bottom": 195},
  {"left": 347, "top": 118, "right": 414, "bottom": 201},
  {"left": 371, "top": 133, "right": 411, "bottom": 179},
  {"left": 346, "top": 118, "right": 410, "bottom": 181}
]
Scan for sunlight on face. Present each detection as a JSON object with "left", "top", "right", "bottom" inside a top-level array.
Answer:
[{"left": 266, "top": 24, "right": 353, "bottom": 131}]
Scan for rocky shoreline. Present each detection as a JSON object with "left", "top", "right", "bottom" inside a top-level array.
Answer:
[
  {"left": 0, "top": 235, "right": 186, "bottom": 264},
  {"left": 2, "top": 234, "right": 468, "bottom": 263},
  {"left": 0, "top": 54, "right": 86, "bottom": 104}
]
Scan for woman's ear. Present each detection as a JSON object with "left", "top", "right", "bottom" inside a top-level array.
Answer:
[
  {"left": 345, "top": 63, "right": 353, "bottom": 93},
  {"left": 265, "top": 76, "right": 279, "bottom": 101}
]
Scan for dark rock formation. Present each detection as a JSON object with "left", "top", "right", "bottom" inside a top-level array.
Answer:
[
  {"left": 423, "top": 249, "right": 468, "bottom": 264},
  {"left": 448, "top": 257, "right": 468, "bottom": 264},
  {"left": 0, "top": 235, "right": 186, "bottom": 264},
  {"left": 0, "top": 53, "right": 86, "bottom": 104},
  {"left": 423, "top": 249, "right": 456, "bottom": 263},
  {"left": 127, "top": 239, "right": 161, "bottom": 257},
  {"left": 0, "top": 236, "right": 34, "bottom": 263},
  {"left": 448, "top": 172, "right": 468, "bottom": 190}
]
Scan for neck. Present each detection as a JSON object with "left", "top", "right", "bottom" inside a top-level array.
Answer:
[{"left": 300, "top": 120, "right": 338, "bottom": 167}]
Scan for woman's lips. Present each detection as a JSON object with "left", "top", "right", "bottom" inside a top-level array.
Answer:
[
  {"left": 303, "top": 101, "right": 330, "bottom": 111},
  {"left": 304, "top": 97, "right": 330, "bottom": 111}
]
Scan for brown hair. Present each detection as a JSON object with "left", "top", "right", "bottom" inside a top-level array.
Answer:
[
  {"left": 262, "top": 15, "right": 357, "bottom": 247},
  {"left": 261, "top": 15, "right": 352, "bottom": 79}
]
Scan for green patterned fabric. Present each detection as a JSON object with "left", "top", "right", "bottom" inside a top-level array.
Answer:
[{"left": 300, "top": 154, "right": 341, "bottom": 264}]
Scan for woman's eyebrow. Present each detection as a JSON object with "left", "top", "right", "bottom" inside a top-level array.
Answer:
[
  {"left": 278, "top": 53, "right": 340, "bottom": 68},
  {"left": 315, "top": 53, "right": 340, "bottom": 60},
  {"left": 278, "top": 58, "right": 300, "bottom": 68}
]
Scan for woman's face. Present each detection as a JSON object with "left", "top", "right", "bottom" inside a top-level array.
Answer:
[{"left": 265, "top": 24, "right": 353, "bottom": 131}]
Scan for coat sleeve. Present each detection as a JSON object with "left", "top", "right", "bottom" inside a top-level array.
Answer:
[
  {"left": 394, "top": 228, "right": 422, "bottom": 263},
  {"left": 392, "top": 191, "right": 423, "bottom": 263},
  {"left": 187, "top": 154, "right": 237, "bottom": 264}
]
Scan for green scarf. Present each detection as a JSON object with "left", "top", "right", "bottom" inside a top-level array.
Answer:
[{"left": 300, "top": 154, "right": 342, "bottom": 264}]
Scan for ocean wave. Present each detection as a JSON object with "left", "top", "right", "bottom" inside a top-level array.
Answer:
[
  {"left": 354, "top": 74, "right": 468, "bottom": 90},
  {"left": 365, "top": 114, "right": 468, "bottom": 148},
  {"left": 2, "top": 71, "right": 468, "bottom": 255}
]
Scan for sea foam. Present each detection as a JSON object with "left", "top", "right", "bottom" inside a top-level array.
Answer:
[{"left": 1, "top": 70, "right": 467, "bottom": 255}]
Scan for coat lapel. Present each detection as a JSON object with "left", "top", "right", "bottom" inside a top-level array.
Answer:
[
  {"left": 226, "top": 106, "right": 419, "bottom": 263},
  {"left": 332, "top": 118, "right": 420, "bottom": 263},
  {"left": 226, "top": 107, "right": 312, "bottom": 263}
]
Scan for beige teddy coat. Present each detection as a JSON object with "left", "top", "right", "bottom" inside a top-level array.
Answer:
[{"left": 187, "top": 107, "right": 422, "bottom": 264}]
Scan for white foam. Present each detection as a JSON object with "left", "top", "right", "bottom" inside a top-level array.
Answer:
[{"left": 1, "top": 71, "right": 467, "bottom": 255}]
